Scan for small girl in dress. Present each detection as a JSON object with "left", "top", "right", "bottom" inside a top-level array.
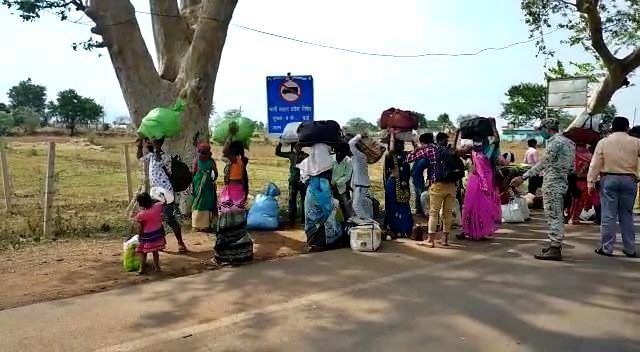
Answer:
[{"left": 131, "top": 192, "right": 166, "bottom": 275}]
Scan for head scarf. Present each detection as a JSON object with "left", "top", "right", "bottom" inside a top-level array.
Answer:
[{"left": 197, "top": 143, "right": 211, "bottom": 161}]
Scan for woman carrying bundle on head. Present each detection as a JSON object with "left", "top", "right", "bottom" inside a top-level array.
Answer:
[
  {"left": 459, "top": 135, "right": 503, "bottom": 241},
  {"left": 213, "top": 124, "right": 253, "bottom": 265},
  {"left": 383, "top": 139, "right": 414, "bottom": 238}
]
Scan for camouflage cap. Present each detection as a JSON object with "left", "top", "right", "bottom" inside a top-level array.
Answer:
[{"left": 537, "top": 118, "right": 559, "bottom": 131}]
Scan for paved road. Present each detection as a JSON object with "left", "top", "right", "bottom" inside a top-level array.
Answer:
[{"left": 1, "top": 213, "right": 639, "bottom": 352}]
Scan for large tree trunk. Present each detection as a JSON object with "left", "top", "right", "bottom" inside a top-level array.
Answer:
[{"left": 84, "top": 0, "right": 237, "bottom": 161}]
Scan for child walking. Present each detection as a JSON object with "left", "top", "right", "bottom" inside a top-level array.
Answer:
[{"left": 131, "top": 192, "right": 166, "bottom": 275}]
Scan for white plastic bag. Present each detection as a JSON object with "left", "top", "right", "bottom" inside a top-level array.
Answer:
[
  {"left": 566, "top": 110, "right": 602, "bottom": 132},
  {"left": 580, "top": 207, "right": 596, "bottom": 221},
  {"left": 502, "top": 200, "right": 525, "bottom": 223},
  {"left": 349, "top": 219, "right": 382, "bottom": 252},
  {"left": 515, "top": 196, "right": 530, "bottom": 220},
  {"left": 280, "top": 122, "right": 302, "bottom": 145}
]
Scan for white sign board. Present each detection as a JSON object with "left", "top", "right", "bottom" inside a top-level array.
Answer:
[{"left": 547, "top": 77, "right": 589, "bottom": 108}]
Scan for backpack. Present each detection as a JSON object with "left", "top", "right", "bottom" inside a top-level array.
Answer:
[
  {"left": 435, "top": 146, "right": 465, "bottom": 183},
  {"left": 166, "top": 156, "right": 192, "bottom": 192}
]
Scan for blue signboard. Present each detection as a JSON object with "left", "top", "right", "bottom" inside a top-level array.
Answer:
[{"left": 266, "top": 75, "right": 314, "bottom": 134}]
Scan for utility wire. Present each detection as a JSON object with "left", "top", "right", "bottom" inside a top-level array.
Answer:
[{"left": 51, "top": 8, "right": 559, "bottom": 58}]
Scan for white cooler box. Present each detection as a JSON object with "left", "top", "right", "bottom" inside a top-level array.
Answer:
[{"left": 348, "top": 218, "right": 382, "bottom": 252}]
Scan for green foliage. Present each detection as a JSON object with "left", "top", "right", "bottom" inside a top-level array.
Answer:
[
  {"left": 11, "top": 107, "right": 40, "bottom": 133},
  {"left": 344, "top": 117, "right": 378, "bottom": 134},
  {"left": 521, "top": 0, "right": 640, "bottom": 60},
  {"left": 501, "top": 82, "right": 572, "bottom": 127},
  {"left": 7, "top": 78, "right": 47, "bottom": 116},
  {"left": 0, "top": 103, "right": 9, "bottom": 113},
  {"left": 0, "top": 111, "right": 12, "bottom": 136},
  {"left": 436, "top": 113, "right": 455, "bottom": 130},
  {"left": 48, "top": 89, "right": 104, "bottom": 135},
  {"left": 411, "top": 112, "right": 428, "bottom": 129}
]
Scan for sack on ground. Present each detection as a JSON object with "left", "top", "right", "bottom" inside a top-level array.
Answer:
[
  {"left": 348, "top": 218, "right": 382, "bottom": 252},
  {"left": 356, "top": 136, "right": 386, "bottom": 164},
  {"left": 502, "top": 199, "right": 525, "bottom": 223},
  {"left": 515, "top": 196, "right": 530, "bottom": 220},
  {"left": 247, "top": 183, "right": 281, "bottom": 230},
  {"left": 280, "top": 122, "right": 302, "bottom": 145},
  {"left": 137, "top": 100, "right": 185, "bottom": 139},
  {"left": 580, "top": 207, "right": 596, "bottom": 221},
  {"left": 122, "top": 235, "right": 140, "bottom": 272},
  {"left": 211, "top": 117, "right": 256, "bottom": 148}
]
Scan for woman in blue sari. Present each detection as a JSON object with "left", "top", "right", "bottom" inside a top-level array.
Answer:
[
  {"left": 298, "top": 143, "right": 343, "bottom": 252},
  {"left": 384, "top": 140, "right": 414, "bottom": 238}
]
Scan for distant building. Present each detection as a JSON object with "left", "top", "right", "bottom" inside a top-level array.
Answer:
[{"left": 500, "top": 126, "right": 544, "bottom": 144}]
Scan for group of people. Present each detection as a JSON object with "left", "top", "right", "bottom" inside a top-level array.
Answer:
[
  {"left": 128, "top": 115, "right": 639, "bottom": 274},
  {"left": 131, "top": 126, "right": 253, "bottom": 274}
]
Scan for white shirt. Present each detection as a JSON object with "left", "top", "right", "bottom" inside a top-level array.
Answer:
[
  {"left": 141, "top": 152, "right": 173, "bottom": 193},
  {"left": 348, "top": 134, "right": 370, "bottom": 187}
]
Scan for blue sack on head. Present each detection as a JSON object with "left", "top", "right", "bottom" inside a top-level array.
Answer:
[{"left": 247, "top": 183, "right": 280, "bottom": 230}]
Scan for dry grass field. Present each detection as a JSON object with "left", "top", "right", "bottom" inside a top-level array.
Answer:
[{"left": 0, "top": 133, "right": 530, "bottom": 309}]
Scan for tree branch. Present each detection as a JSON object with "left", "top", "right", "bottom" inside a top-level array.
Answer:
[
  {"left": 85, "top": 0, "right": 175, "bottom": 125},
  {"left": 149, "top": 0, "right": 193, "bottom": 82},
  {"left": 622, "top": 47, "right": 640, "bottom": 74},
  {"left": 577, "top": 0, "right": 619, "bottom": 69}
]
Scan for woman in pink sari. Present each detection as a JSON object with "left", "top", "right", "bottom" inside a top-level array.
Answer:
[{"left": 460, "top": 136, "right": 502, "bottom": 240}]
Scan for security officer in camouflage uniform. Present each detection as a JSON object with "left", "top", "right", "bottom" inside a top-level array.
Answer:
[{"left": 511, "top": 118, "right": 575, "bottom": 261}]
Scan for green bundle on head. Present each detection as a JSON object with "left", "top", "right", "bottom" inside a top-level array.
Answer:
[
  {"left": 211, "top": 116, "right": 256, "bottom": 149},
  {"left": 137, "top": 99, "right": 186, "bottom": 139}
]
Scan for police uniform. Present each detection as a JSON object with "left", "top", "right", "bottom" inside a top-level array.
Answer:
[{"left": 522, "top": 119, "right": 575, "bottom": 248}]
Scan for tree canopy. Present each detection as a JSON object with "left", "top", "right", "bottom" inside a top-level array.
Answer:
[
  {"left": 7, "top": 78, "right": 47, "bottom": 116},
  {"left": 48, "top": 89, "right": 104, "bottom": 135},
  {"left": 3, "top": 0, "right": 238, "bottom": 157},
  {"left": 521, "top": 0, "right": 640, "bottom": 114},
  {"left": 500, "top": 82, "right": 577, "bottom": 128},
  {"left": 344, "top": 117, "right": 378, "bottom": 134}
]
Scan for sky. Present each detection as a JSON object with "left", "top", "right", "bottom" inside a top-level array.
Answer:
[{"left": 0, "top": 0, "right": 638, "bottom": 128}]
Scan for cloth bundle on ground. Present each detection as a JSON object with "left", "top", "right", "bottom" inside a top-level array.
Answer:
[
  {"left": 379, "top": 108, "right": 418, "bottom": 130},
  {"left": 458, "top": 116, "right": 494, "bottom": 140},
  {"left": 296, "top": 120, "right": 344, "bottom": 147},
  {"left": 211, "top": 117, "right": 256, "bottom": 148},
  {"left": 502, "top": 197, "right": 527, "bottom": 223},
  {"left": 348, "top": 218, "right": 382, "bottom": 252},
  {"left": 356, "top": 136, "right": 386, "bottom": 164},
  {"left": 247, "top": 182, "right": 281, "bottom": 230},
  {"left": 137, "top": 100, "right": 185, "bottom": 139},
  {"left": 122, "top": 235, "right": 141, "bottom": 272},
  {"left": 279, "top": 121, "right": 302, "bottom": 145}
]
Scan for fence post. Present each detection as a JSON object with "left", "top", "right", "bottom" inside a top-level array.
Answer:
[
  {"left": 43, "top": 142, "right": 56, "bottom": 237},
  {"left": 123, "top": 144, "right": 133, "bottom": 202},
  {"left": 0, "top": 138, "right": 12, "bottom": 213}
]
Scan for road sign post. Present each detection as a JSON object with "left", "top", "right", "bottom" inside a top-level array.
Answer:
[{"left": 266, "top": 74, "right": 314, "bottom": 135}]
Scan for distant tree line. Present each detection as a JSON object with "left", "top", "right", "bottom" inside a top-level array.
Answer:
[{"left": 0, "top": 78, "right": 104, "bottom": 136}]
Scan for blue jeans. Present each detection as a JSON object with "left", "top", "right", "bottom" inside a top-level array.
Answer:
[
  {"left": 600, "top": 175, "right": 637, "bottom": 254},
  {"left": 413, "top": 180, "right": 425, "bottom": 214}
]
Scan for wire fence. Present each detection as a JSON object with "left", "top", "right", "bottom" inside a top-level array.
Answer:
[{"left": 0, "top": 138, "right": 387, "bottom": 246}]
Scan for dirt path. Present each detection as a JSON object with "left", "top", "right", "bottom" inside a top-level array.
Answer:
[{"left": 0, "top": 229, "right": 307, "bottom": 310}]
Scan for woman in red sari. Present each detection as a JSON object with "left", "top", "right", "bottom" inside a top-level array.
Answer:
[{"left": 569, "top": 143, "right": 592, "bottom": 224}]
